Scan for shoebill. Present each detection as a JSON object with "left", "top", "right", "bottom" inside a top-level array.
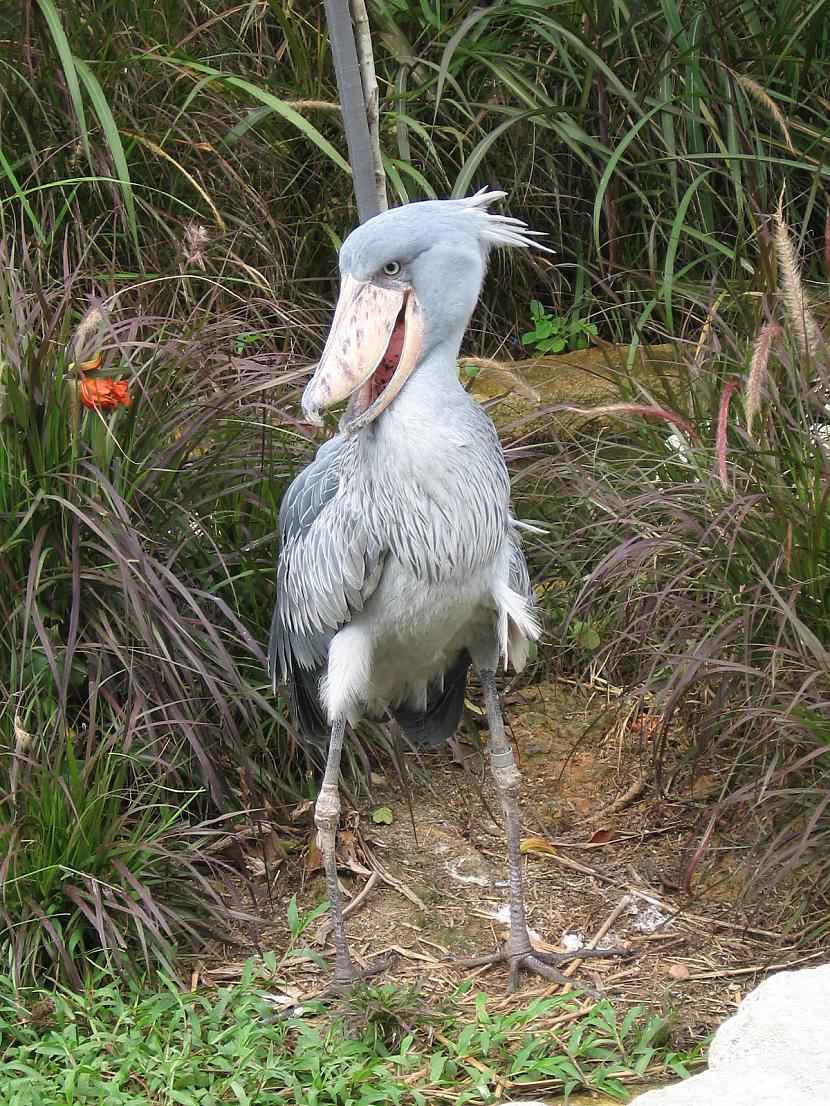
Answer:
[{"left": 269, "top": 190, "right": 612, "bottom": 995}]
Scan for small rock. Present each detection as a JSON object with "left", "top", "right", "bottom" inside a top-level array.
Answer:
[
  {"left": 631, "top": 962, "right": 830, "bottom": 1105},
  {"left": 665, "top": 963, "right": 691, "bottom": 981}
]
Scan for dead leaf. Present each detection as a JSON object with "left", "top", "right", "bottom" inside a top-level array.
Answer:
[
  {"left": 306, "top": 832, "right": 322, "bottom": 873},
  {"left": 520, "top": 835, "right": 556, "bottom": 856},
  {"left": 261, "top": 828, "right": 287, "bottom": 865},
  {"left": 26, "top": 998, "right": 56, "bottom": 1029},
  {"left": 448, "top": 735, "right": 477, "bottom": 766},
  {"left": 587, "top": 828, "right": 616, "bottom": 845},
  {"left": 337, "top": 828, "right": 371, "bottom": 876},
  {"left": 370, "top": 771, "right": 388, "bottom": 786}
]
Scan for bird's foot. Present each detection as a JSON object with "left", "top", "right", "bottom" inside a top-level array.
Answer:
[
  {"left": 262, "top": 952, "right": 396, "bottom": 1023},
  {"left": 313, "top": 951, "right": 397, "bottom": 1003},
  {"left": 461, "top": 942, "right": 630, "bottom": 999}
]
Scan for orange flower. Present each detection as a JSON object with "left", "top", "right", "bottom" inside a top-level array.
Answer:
[{"left": 78, "top": 375, "right": 131, "bottom": 411}]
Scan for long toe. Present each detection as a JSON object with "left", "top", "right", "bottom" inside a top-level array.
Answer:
[
  {"left": 531, "top": 946, "right": 631, "bottom": 969},
  {"left": 261, "top": 953, "right": 397, "bottom": 1023},
  {"left": 456, "top": 942, "right": 626, "bottom": 999},
  {"left": 522, "top": 955, "right": 602, "bottom": 999},
  {"left": 318, "top": 951, "right": 397, "bottom": 1001}
]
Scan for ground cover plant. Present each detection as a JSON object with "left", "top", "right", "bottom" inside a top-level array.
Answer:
[{"left": 0, "top": 957, "right": 702, "bottom": 1105}]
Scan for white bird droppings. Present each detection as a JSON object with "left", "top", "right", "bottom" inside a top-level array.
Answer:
[{"left": 623, "top": 891, "right": 672, "bottom": 933}]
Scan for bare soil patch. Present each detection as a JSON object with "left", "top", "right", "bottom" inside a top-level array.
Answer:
[{"left": 200, "top": 679, "right": 823, "bottom": 1046}]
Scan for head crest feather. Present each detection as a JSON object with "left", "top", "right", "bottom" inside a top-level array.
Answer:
[{"left": 453, "top": 188, "right": 554, "bottom": 253}]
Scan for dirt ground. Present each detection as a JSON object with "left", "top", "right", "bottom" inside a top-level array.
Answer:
[{"left": 201, "top": 677, "right": 824, "bottom": 1047}]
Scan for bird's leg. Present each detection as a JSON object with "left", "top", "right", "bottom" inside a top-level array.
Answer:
[
  {"left": 315, "top": 715, "right": 355, "bottom": 985},
  {"left": 312, "top": 716, "right": 394, "bottom": 995},
  {"left": 463, "top": 670, "right": 626, "bottom": 997},
  {"left": 483, "top": 669, "right": 533, "bottom": 957}
]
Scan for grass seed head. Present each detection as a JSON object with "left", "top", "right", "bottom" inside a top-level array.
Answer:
[
  {"left": 183, "top": 223, "right": 209, "bottom": 270},
  {"left": 772, "top": 203, "right": 823, "bottom": 358},
  {"left": 716, "top": 379, "right": 741, "bottom": 491},
  {"left": 745, "top": 322, "right": 781, "bottom": 435},
  {"left": 71, "top": 305, "right": 105, "bottom": 358}
]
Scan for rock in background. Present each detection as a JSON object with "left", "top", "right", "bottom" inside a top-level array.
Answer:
[{"left": 631, "top": 962, "right": 830, "bottom": 1105}]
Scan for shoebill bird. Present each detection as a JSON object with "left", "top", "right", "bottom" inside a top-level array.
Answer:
[{"left": 270, "top": 190, "right": 610, "bottom": 996}]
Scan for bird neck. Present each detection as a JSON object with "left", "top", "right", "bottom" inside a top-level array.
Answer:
[
  {"left": 395, "top": 338, "right": 468, "bottom": 414},
  {"left": 412, "top": 333, "right": 466, "bottom": 387},
  {"left": 357, "top": 338, "right": 468, "bottom": 452}
]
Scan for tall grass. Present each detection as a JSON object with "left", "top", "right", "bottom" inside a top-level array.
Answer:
[
  {"left": 522, "top": 207, "right": 830, "bottom": 926},
  {"left": 367, "top": 0, "right": 830, "bottom": 336},
  {"left": 5, "top": 2, "right": 830, "bottom": 330},
  {"left": 0, "top": 221, "right": 331, "bottom": 979}
]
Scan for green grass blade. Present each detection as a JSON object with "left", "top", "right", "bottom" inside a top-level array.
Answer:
[
  {"left": 33, "top": 0, "right": 89, "bottom": 158},
  {"left": 170, "top": 60, "right": 350, "bottom": 173},
  {"left": 661, "top": 169, "right": 714, "bottom": 331},
  {"left": 434, "top": 6, "right": 493, "bottom": 118},
  {"left": 0, "top": 148, "right": 45, "bottom": 242},
  {"left": 593, "top": 100, "right": 669, "bottom": 253},
  {"left": 452, "top": 112, "right": 529, "bottom": 198},
  {"left": 73, "top": 58, "right": 139, "bottom": 253}
]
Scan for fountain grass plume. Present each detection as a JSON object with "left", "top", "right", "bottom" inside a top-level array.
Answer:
[
  {"left": 717, "top": 380, "right": 741, "bottom": 490},
  {"left": 554, "top": 402, "right": 698, "bottom": 440},
  {"left": 772, "top": 200, "right": 822, "bottom": 358},
  {"left": 70, "top": 304, "right": 105, "bottom": 359},
  {"left": 745, "top": 323, "right": 781, "bottom": 435}
]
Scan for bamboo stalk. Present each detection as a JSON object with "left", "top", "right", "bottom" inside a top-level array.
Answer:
[
  {"left": 323, "top": 0, "right": 383, "bottom": 222},
  {"left": 349, "top": 0, "right": 387, "bottom": 212}
]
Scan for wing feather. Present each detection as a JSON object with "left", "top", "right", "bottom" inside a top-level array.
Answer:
[{"left": 268, "top": 438, "right": 386, "bottom": 733}]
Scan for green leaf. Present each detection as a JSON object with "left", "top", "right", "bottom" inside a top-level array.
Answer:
[
  {"left": 0, "top": 148, "right": 45, "bottom": 242},
  {"left": 169, "top": 60, "right": 350, "bottom": 173},
  {"left": 73, "top": 58, "right": 139, "bottom": 253},
  {"left": 34, "top": 0, "right": 88, "bottom": 157},
  {"left": 593, "top": 100, "right": 669, "bottom": 253},
  {"left": 286, "top": 893, "right": 300, "bottom": 936},
  {"left": 569, "top": 620, "right": 601, "bottom": 651},
  {"left": 372, "top": 806, "right": 394, "bottom": 825}
]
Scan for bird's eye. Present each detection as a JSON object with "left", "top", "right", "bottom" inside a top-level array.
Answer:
[{"left": 382, "top": 261, "right": 401, "bottom": 277}]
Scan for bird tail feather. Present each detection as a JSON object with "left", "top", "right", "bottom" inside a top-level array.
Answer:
[
  {"left": 291, "top": 666, "right": 330, "bottom": 746},
  {"left": 391, "top": 650, "right": 471, "bottom": 745},
  {"left": 494, "top": 580, "right": 541, "bottom": 672}
]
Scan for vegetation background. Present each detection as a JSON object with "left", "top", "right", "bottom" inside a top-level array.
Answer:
[{"left": 1, "top": 0, "right": 829, "bottom": 1003}]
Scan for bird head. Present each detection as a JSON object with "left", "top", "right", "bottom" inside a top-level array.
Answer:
[{"left": 301, "top": 189, "right": 549, "bottom": 434}]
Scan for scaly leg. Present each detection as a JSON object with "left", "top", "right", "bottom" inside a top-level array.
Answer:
[
  {"left": 313, "top": 716, "right": 393, "bottom": 993},
  {"left": 463, "top": 670, "right": 627, "bottom": 997}
]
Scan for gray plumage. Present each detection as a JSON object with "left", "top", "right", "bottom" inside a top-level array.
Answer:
[
  {"left": 268, "top": 190, "right": 542, "bottom": 746},
  {"left": 266, "top": 196, "right": 626, "bottom": 997}
]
